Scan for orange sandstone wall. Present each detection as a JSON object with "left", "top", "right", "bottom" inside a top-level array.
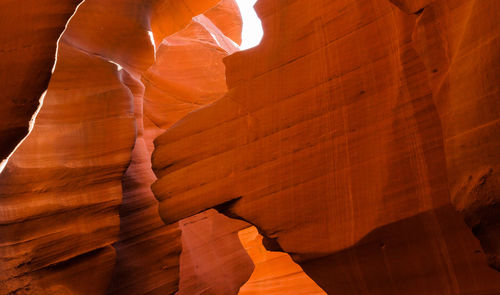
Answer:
[
  {"left": 238, "top": 226, "right": 325, "bottom": 295},
  {"left": 411, "top": 0, "right": 500, "bottom": 270},
  {"left": 152, "top": 0, "right": 500, "bottom": 293},
  {"left": 140, "top": 3, "right": 256, "bottom": 293},
  {"left": 178, "top": 210, "right": 253, "bottom": 295},
  {"left": 0, "top": 0, "right": 223, "bottom": 294},
  {"left": 1, "top": 0, "right": 499, "bottom": 294},
  {"left": 0, "top": 0, "right": 83, "bottom": 159},
  {"left": 110, "top": 2, "right": 250, "bottom": 293}
]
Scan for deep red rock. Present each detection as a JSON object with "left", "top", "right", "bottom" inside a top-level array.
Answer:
[
  {"left": 139, "top": 4, "right": 253, "bottom": 293},
  {"left": 0, "top": 0, "right": 82, "bottom": 159},
  {"left": 238, "top": 226, "right": 325, "bottom": 295},
  {"left": 1, "top": 0, "right": 499, "bottom": 294},
  {"left": 411, "top": 0, "right": 500, "bottom": 270},
  {"left": 0, "top": 0, "right": 223, "bottom": 294},
  {"left": 0, "top": 39, "right": 134, "bottom": 294},
  {"left": 152, "top": 0, "right": 500, "bottom": 293}
]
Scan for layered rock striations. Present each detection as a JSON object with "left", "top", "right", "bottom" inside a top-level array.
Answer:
[
  {"left": 110, "top": 2, "right": 251, "bottom": 293},
  {"left": 0, "top": 0, "right": 83, "bottom": 160},
  {"left": 143, "top": 9, "right": 240, "bottom": 135},
  {"left": 141, "top": 4, "right": 258, "bottom": 293},
  {"left": 106, "top": 69, "right": 183, "bottom": 295},
  {"left": 0, "top": 36, "right": 135, "bottom": 295},
  {"left": 411, "top": 0, "right": 500, "bottom": 270},
  {"left": 1, "top": 0, "right": 499, "bottom": 294},
  {"left": 0, "top": 0, "right": 229, "bottom": 294},
  {"left": 152, "top": 0, "right": 500, "bottom": 293}
]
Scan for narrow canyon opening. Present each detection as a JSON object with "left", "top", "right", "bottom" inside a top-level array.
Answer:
[
  {"left": 236, "top": 0, "right": 263, "bottom": 50},
  {"left": 169, "top": 2, "right": 324, "bottom": 293},
  {"left": 238, "top": 226, "right": 326, "bottom": 294},
  {"left": 1, "top": 0, "right": 499, "bottom": 294}
]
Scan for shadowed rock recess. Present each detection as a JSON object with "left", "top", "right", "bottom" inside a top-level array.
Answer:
[{"left": 0, "top": 0, "right": 499, "bottom": 294}]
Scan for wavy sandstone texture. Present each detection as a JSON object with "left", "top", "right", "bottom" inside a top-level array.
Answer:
[
  {"left": 152, "top": 0, "right": 500, "bottom": 294},
  {"left": 1, "top": 0, "right": 500, "bottom": 294},
  {"left": 0, "top": 0, "right": 230, "bottom": 294},
  {"left": 110, "top": 2, "right": 251, "bottom": 294},
  {"left": 0, "top": 0, "right": 82, "bottom": 160}
]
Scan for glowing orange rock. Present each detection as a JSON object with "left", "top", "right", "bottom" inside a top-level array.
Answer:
[
  {"left": 411, "top": 0, "right": 500, "bottom": 270},
  {"left": 105, "top": 0, "right": 243, "bottom": 293},
  {"left": 106, "top": 71, "right": 182, "bottom": 295},
  {"left": 0, "top": 39, "right": 134, "bottom": 294},
  {"left": 0, "top": 0, "right": 223, "bottom": 293},
  {"left": 143, "top": 15, "right": 238, "bottom": 132},
  {"left": 0, "top": 0, "right": 82, "bottom": 159},
  {"left": 238, "top": 226, "right": 325, "bottom": 295},
  {"left": 152, "top": 0, "right": 500, "bottom": 293},
  {"left": 139, "top": 3, "right": 253, "bottom": 293},
  {"left": 1, "top": 0, "right": 498, "bottom": 293}
]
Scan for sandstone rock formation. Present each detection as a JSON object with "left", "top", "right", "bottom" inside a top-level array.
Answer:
[
  {"left": 0, "top": 38, "right": 135, "bottom": 294},
  {"left": 0, "top": 0, "right": 232, "bottom": 294},
  {"left": 106, "top": 70, "right": 182, "bottom": 295},
  {"left": 152, "top": 0, "right": 500, "bottom": 293},
  {"left": 110, "top": 3, "right": 250, "bottom": 293},
  {"left": 238, "top": 226, "right": 325, "bottom": 295},
  {"left": 1, "top": 0, "right": 500, "bottom": 294},
  {"left": 411, "top": 0, "right": 500, "bottom": 270},
  {"left": 0, "top": 0, "right": 82, "bottom": 160},
  {"left": 178, "top": 210, "right": 253, "bottom": 295}
]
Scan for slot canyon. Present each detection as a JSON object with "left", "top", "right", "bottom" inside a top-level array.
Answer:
[{"left": 0, "top": 0, "right": 499, "bottom": 294}]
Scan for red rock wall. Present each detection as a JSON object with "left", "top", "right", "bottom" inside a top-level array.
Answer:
[
  {"left": 0, "top": 0, "right": 224, "bottom": 294},
  {"left": 2, "top": 0, "right": 499, "bottom": 293},
  {"left": 178, "top": 210, "right": 253, "bottom": 295},
  {"left": 204, "top": 0, "right": 244, "bottom": 45},
  {"left": 140, "top": 4, "right": 257, "bottom": 293},
  {"left": 152, "top": 0, "right": 500, "bottom": 293},
  {"left": 411, "top": 0, "right": 500, "bottom": 270},
  {"left": 0, "top": 0, "right": 82, "bottom": 159},
  {"left": 109, "top": 3, "right": 249, "bottom": 293},
  {"left": 238, "top": 226, "right": 325, "bottom": 295},
  {"left": 106, "top": 70, "right": 182, "bottom": 295},
  {"left": 0, "top": 38, "right": 134, "bottom": 294}
]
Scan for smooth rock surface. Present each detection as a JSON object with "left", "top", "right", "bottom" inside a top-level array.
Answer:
[
  {"left": 0, "top": 0, "right": 223, "bottom": 294},
  {"left": 411, "top": 0, "right": 500, "bottom": 270},
  {"left": 152, "top": 0, "right": 500, "bottom": 293},
  {"left": 0, "top": 39, "right": 134, "bottom": 294},
  {"left": 140, "top": 4, "right": 255, "bottom": 293},
  {"left": 0, "top": 0, "right": 82, "bottom": 160},
  {"left": 178, "top": 210, "right": 253, "bottom": 295},
  {"left": 238, "top": 226, "right": 325, "bottom": 295},
  {"left": 1, "top": 0, "right": 499, "bottom": 293},
  {"left": 109, "top": 2, "right": 243, "bottom": 292}
]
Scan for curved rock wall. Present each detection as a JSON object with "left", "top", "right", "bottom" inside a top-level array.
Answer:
[
  {"left": 0, "top": 0, "right": 82, "bottom": 160},
  {"left": 238, "top": 226, "right": 325, "bottom": 295},
  {"left": 0, "top": 38, "right": 135, "bottom": 295},
  {"left": 0, "top": 0, "right": 226, "bottom": 294},
  {"left": 178, "top": 210, "right": 253, "bottom": 295},
  {"left": 1, "top": 0, "right": 499, "bottom": 294},
  {"left": 411, "top": 0, "right": 500, "bottom": 270},
  {"left": 151, "top": 0, "right": 500, "bottom": 293},
  {"left": 110, "top": 2, "right": 251, "bottom": 293}
]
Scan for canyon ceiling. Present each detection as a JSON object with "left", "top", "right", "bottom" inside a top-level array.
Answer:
[{"left": 0, "top": 0, "right": 499, "bottom": 294}]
